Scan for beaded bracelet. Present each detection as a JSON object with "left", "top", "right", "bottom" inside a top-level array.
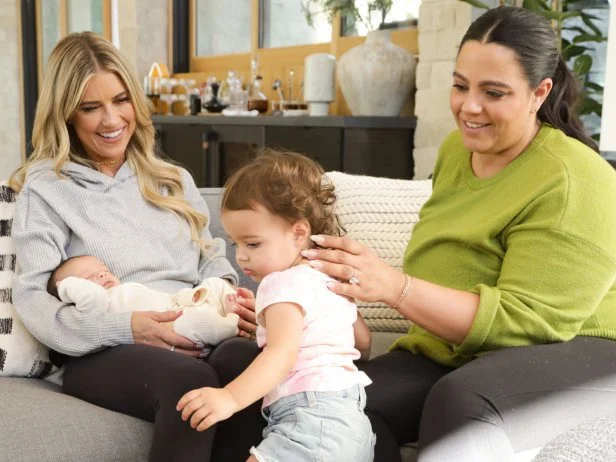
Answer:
[{"left": 392, "top": 275, "right": 413, "bottom": 311}]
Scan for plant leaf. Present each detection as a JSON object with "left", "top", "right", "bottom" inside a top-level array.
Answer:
[
  {"left": 581, "top": 14, "right": 603, "bottom": 36},
  {"left": 573, "top": 55, "right": 593, "bottom": 76},
  {"left": 578, "top": 95, "right": 602, "bottom": 116},
  {"left": 573, "top": 34, "right": 607, "bottom": 43},
  {"left": 562, "top": 26, "right": 589, "bottom": 35},
  {"left": 585, "top": 81, "right": 604, "bottom": 93},
  {"left": 579, "top": 12, "right": 601, "bottom": 21},
  {"left": 534, "top": 9, "right": 580, "bottom": 21},
  {"left": 563, "top": 45, "right": 587, "bottom": 60},
  {"left": 523, "top": 0, "right": 550, "bottom": 12},
  {"left": 458, "top": 0, "right": 490, "bottom": 8}
]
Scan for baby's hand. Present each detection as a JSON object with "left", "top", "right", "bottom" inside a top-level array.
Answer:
[{"left": 177, "top": 387, "right": 238, "bottom": 431}]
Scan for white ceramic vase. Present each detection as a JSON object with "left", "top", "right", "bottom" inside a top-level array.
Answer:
[{"left": 337, "top": 30, "right": 416, "bottom": 116}]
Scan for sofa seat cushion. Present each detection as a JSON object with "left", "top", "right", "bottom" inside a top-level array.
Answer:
[{"left": 0, "top": 377, "right": 152, "bottom": 461}]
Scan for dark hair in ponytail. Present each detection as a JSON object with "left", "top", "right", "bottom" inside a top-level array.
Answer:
[{"left": 459, "top": 6, "right": 598, "bottom": 152}]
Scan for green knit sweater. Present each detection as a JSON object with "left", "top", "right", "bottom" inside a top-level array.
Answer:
[{"left": 392, "top": 125, "right": 616, "bottom": 367}]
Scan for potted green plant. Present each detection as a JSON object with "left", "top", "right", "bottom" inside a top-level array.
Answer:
[{"left": 458, "top": 0, "right": 607, "bottom": 140}]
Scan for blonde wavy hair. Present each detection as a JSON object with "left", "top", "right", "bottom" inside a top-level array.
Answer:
[{"left": 9, "top": 32, "right": 208, "bottom": 249}]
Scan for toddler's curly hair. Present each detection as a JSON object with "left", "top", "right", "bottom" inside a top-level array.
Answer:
[{"left": 221, "top": 149, "right": 341, "bottom": 237}]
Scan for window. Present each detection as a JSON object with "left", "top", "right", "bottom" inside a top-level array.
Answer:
[
  {"left": 342, "top": 0, "right": 420, "bottom": 37},
  {"left": 40, "top": 0, "right": 61, "bottom": 71},
  {"left": 261, "top": 0, "right": 332, "bottom": 48},
  {"left": 195, "top": 0, "right": 251, "bottom": 56},
  {"left": 67, "top": 0, "right": 105, "bottom": 35},
  {"left": 36, "top": 0, "right": 110, "bottom": 77}
]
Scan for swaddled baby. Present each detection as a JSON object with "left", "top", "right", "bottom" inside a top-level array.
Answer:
[{"left": 47, "top": 255, "right": 239, "bottom": 351}]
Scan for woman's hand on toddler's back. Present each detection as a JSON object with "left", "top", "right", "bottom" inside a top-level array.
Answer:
[
  {"left": 226, "top": 287, "right": 258, "bottom": 340},
  {"left": 302, "top": 235, "right": 405, "bottom": 308},
  {"left": 131, "top": 310, "right": 202, "bottom": 357}
]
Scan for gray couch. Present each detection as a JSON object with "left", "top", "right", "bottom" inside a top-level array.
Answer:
[{"left": 0, "top": 186, "right": 613, "bottom": 462}]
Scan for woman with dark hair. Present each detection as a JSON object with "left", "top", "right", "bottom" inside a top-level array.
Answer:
[{"left": 289, "top": 6, "right": 616, "bottom": 461}]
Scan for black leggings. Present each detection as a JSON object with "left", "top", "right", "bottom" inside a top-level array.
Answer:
[
  {"left": 359, "top": 336, "right": 616, "bottom": 462},
  {"left": 63, "top": 338, "right": 262, "bottom": 462}
]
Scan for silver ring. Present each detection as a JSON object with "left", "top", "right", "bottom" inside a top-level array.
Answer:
[
  {"left": 349, "top": 268, "right": 360, "bottom": 285},
  {"left": 170, "top": 345, "right": 175, "bottom": 352}
]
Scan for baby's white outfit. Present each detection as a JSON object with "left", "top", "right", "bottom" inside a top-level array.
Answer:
[{"left": 57, "top": 276, "right": 239, "bottom": 348}]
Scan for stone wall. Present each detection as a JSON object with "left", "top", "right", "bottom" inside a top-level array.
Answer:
[
  {"left": 412, "top": 0, "right": 472, "bottom": 179},
  {"left": 0, "top": 0, "right": 23, "bottom": 180}
]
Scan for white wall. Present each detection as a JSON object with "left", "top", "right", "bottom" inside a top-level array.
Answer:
[
  {"left": 600, "top": 3, "right": 615, "bottom": 151},
  {"left": 0, "top": 0, "right": 23, "bottom": 180}
]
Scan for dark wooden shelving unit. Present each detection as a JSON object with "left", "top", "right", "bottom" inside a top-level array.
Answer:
[{"left": 152, "top": 115, "right": 417, "bottom": 187}]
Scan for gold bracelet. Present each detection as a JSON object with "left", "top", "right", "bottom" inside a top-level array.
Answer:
[{"left": 392, "top": 275, "right": 413, "bottom": 311}]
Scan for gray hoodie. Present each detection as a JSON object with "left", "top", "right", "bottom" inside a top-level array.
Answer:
[{"left": 12, "top": 160, "right": 237, "bottom": 356}]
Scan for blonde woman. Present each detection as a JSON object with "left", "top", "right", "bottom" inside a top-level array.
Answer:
[{"left": 10, "top": 32, "right": 259, "bottom": 462}]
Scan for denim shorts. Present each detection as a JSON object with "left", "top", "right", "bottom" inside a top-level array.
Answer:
[{"left": 249, "top": 384, "right": 375, "bottom": 462}]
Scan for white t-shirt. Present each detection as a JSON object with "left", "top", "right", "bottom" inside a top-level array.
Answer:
[{"left": 255, "top": 265, "right": 371, "bottom": 408}]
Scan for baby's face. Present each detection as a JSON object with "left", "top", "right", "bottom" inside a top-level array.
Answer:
[{"left": 57, "top": 256, "right": 121, "bottom": 289}]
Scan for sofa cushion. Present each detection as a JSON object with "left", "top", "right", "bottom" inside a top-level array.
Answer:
[
  {"left": 324, "top": 172, "right": 432, "bottom": 332},
  {"left": 0, "top": 377, "right": 152, "bottom": 461},
  {"left": 0, "top": 182, "right": 55, "bottom": 377}
]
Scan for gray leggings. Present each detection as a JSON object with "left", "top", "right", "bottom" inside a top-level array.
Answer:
[{"left": 360, "top": 337, "right": 616, "bottom": 462}]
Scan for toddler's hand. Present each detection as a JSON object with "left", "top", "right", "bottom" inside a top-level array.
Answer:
[
  {"left": 177, "top": 387, "right": 238, "bottom": 431},
  {"left": 226, "top": 287, "right": 257, "bottom": 340}
]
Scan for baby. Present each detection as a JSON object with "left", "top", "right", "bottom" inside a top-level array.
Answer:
[{"left": 47, "top": 255, "right": 240, "bottom": 350}]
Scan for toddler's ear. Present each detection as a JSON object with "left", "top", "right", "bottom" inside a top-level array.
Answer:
[{"left": 292, "top": 219, "right": 311, "bottom": 246}]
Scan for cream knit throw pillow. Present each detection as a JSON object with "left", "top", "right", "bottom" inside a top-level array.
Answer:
[
  {"left": 0, "top": 181, "right": 55, "bottom": 377},
  {"left": 325, "top": 172, "right": 432, "bottom": 332}
]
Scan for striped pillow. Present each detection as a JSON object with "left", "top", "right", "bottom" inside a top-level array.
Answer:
[{"left": 0, "top": 182, "right": 54, "bottom": 377}]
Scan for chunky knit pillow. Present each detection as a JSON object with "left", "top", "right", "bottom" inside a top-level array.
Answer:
[
  {"left": 325, "top": 172, "right": 432, "bottom": 332},
  {"left": 0, "top": 182, "right": 54, "bottom": 377}
]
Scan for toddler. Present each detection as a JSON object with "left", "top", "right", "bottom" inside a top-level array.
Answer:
[
  {"left": 177, "top": 150, "right": 375, "bottom": 462},
  {"left": 48, "top": 255, "right": 240, "bottom": 350}
]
